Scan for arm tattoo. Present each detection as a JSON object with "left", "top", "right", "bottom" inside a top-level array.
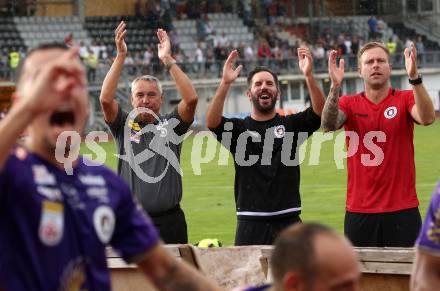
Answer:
[{"left": 321, "top": 86, "right": 346, "bottom": 131}]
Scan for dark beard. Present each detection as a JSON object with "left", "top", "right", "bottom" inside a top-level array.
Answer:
[{"left": 251, "top": 94, "right": 277, "bottom": 114}]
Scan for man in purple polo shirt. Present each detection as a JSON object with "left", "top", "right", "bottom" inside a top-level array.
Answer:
[
  {"left": 411, "top": 181, "right": 440, "bottom": 291},
  {"left": 0, "top": 43, "right": 220, "bottom": 291}
]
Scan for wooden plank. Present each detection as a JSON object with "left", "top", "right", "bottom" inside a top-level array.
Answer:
[
  {"left": 107, "top": 257, "right": 137, "bottom": 269},
  {"left": 355, "top": 247, "right": 415, "bottom": 263},
  {"left": 360, "top": 262, "right": 412, "bottom": 275},
  {"left": 360, "top": 273, "right": 409, "bottom": 291}
]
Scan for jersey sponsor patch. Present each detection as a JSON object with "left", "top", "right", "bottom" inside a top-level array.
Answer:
[
  {"left": 384, "top": 106, "right": 398, "bottom": 119},
  {"left": 39, "top": 200, "right": 64, "bottom": 246},
  {"left": 33, "top": 165, "right": 56, "bottom": 185},
  {"left": 79, "top": 174, "right": 106, "bottom": 186},
  {"left": 37, "top": 186, "right": 62, "bottom": 201},
  {"left": 274, "top": 125, "right": 285, "bottom": 138},
  {"left": 86, "top": 187, "right": 109, "bottom": 203},
  {"left": 93, "top": 205, "right": 115, "bottom": 244}
]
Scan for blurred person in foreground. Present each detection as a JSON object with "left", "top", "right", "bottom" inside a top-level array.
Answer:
[
  {"left": 238, "top": 223, "right": 361, "bottom": 291},
  {"left": 0, "top": 43, "right": 220, "bottom": 291}
]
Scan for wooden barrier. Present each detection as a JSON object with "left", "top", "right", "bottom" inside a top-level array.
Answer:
[{"left": 108, "top": 246, "right": 415, "bottom": 291}]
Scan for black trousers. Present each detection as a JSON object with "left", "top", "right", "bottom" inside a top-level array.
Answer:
[
  {"left": 235, "top": 214, "right": 301, "bottom": 246},
  {"left": 149, "top": 204, "right": 188, "bottom": 244},
  {"left": 344, "top": 207, "right": 421, "bottom": 247}
]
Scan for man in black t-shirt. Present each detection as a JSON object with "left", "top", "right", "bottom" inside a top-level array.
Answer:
[{"left": 206, "top": 48, "right": 326, "bottom": 245}]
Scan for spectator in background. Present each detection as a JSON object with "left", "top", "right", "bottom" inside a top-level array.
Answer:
[
  {"left": 85, "top": 47, "right": 98, "bottom": 83},
  {"left": 394, "top": 35, "right": 404, "bottom": 64},
  {"left": 376, "top": 16, "right": 386, "bottom": 40},
  {"left": 216, "top": 32, "right": 230, "bottom": 48},
  {"left": 244, "top": 43, "right": 255, "bottom": 61},
  {"left": 8, "top": 48, "right": 20, "bottom": 81},
  {"left": 194, "top": 43, "right": 205, "bottom": 74},
  {"left": 78, "top": 41, "right": 88, "bottom": 60},
  {"left": 143, "top": 46, "right": 154, "bottom": 66},
  {"left": 312, "top": 42, "right": 325, "bottom": 70},
  {"left": 169, "top": 30, "right": 181, "bottom": 53},
  {"left": 386, "top": 37, "right": 397, "bottom": 64},
  {"left": 350, "top": 36, "right": 360, "bottom": 69},
  {"left": 257, "top": 39, "right": 272, "bottom": 66},
  {"left": 415, "top": 36, "right": 425, "bottom": 64},
  {"left": 367, "top": 16, "right": 378, "bottom": 40}
]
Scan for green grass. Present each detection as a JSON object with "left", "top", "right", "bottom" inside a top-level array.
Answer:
[{"left": 80, "top": 121, "right": 440, "bottom": 245}]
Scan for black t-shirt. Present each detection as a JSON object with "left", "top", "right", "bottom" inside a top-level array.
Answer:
[{"left": 209, "top": 107, "right": 321, "bottom": 219}]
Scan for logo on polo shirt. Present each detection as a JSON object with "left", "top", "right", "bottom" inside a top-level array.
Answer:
[
  {"left": 274, "top": 125, "right": 285, "bottom": 138},
  {"left": 384, "top": 106, "right": 397, "bottom": 119}
]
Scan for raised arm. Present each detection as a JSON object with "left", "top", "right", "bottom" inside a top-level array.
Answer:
[
  {"left": 99, "top": 21, "right": 127, "bottom": 123},
  {"left": 321, "top": 50, "right": 347, "bottom": 132},
  {"left": 297, "top": 47, "right": 325, "bottom": 116},
  {"left": 0, "top": 48, "right": 85, "bottom": 170},
  {"left": 404, "top": 43, "right": 436, "bottom": 125},
  {"left": 205, "top": 50, "right": 242, "bottom": 129},
  {"left": 137, "top": 243, "right": 222, "bottom": 291},
  {"left": 157, "top": 29, "right": 198, "bottom": 124}
]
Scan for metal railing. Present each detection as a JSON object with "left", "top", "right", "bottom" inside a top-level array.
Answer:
[{"left": 2, "top": 51, "right": 440, "bottom": 84}]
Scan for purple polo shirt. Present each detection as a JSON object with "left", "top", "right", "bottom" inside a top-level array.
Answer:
[
  {"left": 0, "top": 147, "right": 159, "bottom": 290},
  {"left": 416, "top": 181, "right": 440, "bottom": 255}
]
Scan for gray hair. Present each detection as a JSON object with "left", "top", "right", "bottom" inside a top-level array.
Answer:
[{"left": 130, "top": 75, "right": 163, "bottom": 95}]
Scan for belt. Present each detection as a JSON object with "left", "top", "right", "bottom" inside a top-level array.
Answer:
[{"left": 148, "top": 204, "right": 181, "bottom": 218}]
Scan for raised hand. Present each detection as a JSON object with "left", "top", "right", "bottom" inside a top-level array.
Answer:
[
  {"left": 298, "top": 47, "right": 313, "bottom": 77},
  {"left": 20, "top": 48, "right": 86, "bottom": 115},
  {"left": 404, "top": 42, "right": 418, "bottom": 79},
  {"left": 156, "top": 28, "right": 172, "bottom": 63},
  {"left": 222, "top": 50, "right": 242, "bottom": 85},
  {"left": 114, "top": 21, "right": 127, "bottom": 55},
  {"left": 328, "top": 50, "right": 345, "bottom": 87}
]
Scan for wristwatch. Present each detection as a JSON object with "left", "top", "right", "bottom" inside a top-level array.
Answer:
[
  {"left": 408, "top": 74, "right": 423, "bottom": 85},
  {"left": 165, "top": 59, "right": 177, "bottom": 70}
]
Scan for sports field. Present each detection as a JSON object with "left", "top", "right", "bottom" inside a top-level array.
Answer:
[{"left": 81, "top": 121, "right": 440, "bottom": 245}]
